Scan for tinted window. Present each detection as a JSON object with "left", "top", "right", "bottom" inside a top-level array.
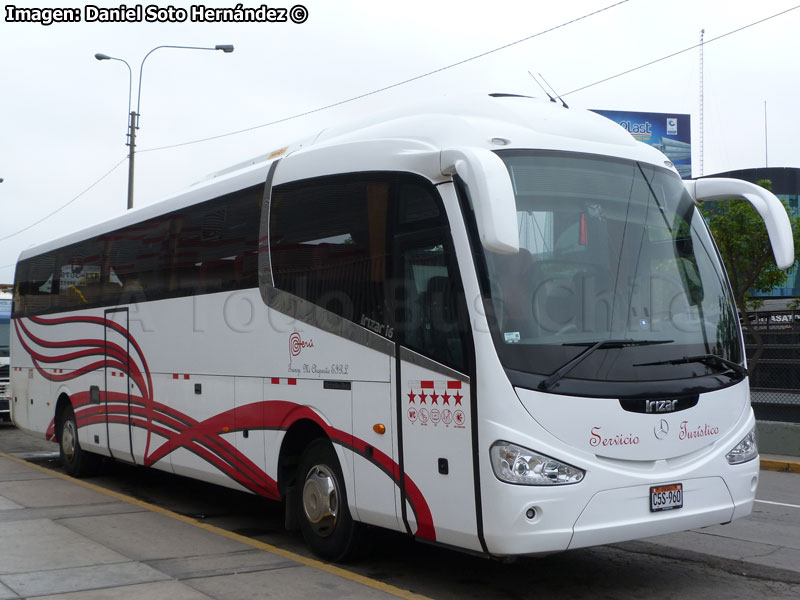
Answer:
[
  {"left": 395, "top": 237, "right": 466, "bottom": 370},
  {"left": 398, "top": 182, "right": 441, "bottom": 226},
  {"left": 270, "top": 177, "right": 389, "bottom": 327},
  {"left": 269, "top": 173, "right": 467, "bottom": 371},
  {"left": 57, "top": 238, "right": 106, "bottom": 310},
  {"left": 14, "top": 253, "right": 57, "bottom": 316},
  {"left": 165, "top": 194, "right": 259, "bottom": 298},
  {"left": 101, "top": 216, "right": 172, "bottom": 306},
  {"left": 13, "top": 185, "right": 262, "bottom": 317}
]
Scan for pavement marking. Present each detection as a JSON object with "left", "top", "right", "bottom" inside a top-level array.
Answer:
[
  {"left": 755, "top": 499, "right": 800, "bottom": 509},
  {"left": 0, "top": 452, "right": 432, "bottom": 600}
]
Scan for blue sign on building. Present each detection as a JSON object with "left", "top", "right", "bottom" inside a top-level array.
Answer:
[{"left": 592, "top": 110, "right": 692, "bottom": 179}]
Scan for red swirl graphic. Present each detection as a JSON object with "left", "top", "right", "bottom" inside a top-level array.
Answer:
[
  {"left": 289, "top": 332, "right": 302, "bottom": 357},
  {"left": 18, "top": 316, "right": 435, "bottom": 541}
]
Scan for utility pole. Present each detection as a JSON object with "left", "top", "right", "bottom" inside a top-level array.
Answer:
[
  {"left": 764, "top": 100, "right": 769, "bottom": 168},
  {"left": 127, "top": 111, "right": 136, "bottom": 210},
  {"left": 96, "top": 44, "right": 234, "bottom": 210},
  {"left": 699, "top": 29, "right": 704, "bottom": 177}
]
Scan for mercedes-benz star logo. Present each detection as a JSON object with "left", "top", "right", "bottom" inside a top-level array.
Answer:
[{"left": 654, "top": 419, "right": 670, "bottom": 440}]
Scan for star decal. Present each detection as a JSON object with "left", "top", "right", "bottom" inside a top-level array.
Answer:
[
  {"left": 453, "top": 391, "right": 463, "bottom": 406},
  {"left": 407, "top": 390, "right": 417, "bottom": 404}
]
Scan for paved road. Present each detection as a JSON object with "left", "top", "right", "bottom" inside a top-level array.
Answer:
[{"left": 2, "top": 425, "right": 799, "bottom": 600}]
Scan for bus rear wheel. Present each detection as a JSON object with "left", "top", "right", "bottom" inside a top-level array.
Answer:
[
  {"left": 58, "top": 405, "right": 99, "bottom": 477},
  {"left": 296, "top": 439, "right": 362, "bottom": 561}
]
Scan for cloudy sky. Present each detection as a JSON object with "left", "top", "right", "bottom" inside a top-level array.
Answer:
[{"left": 1, "top": 0, "right": 798, "bottom": 283}]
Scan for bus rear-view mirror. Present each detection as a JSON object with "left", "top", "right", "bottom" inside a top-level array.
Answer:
[
  {"left": 684, "top": 178, "right": 795, "bottom": 270},
  {"left": 441, "top": 147, "right": 519, "bottom": 255}
]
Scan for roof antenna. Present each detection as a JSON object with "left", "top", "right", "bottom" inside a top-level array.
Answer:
[
  {"left": 538, "top": 72, "right": 569, "bottom": 109},
  {"left": 528, "top": 70, "right": 557, "bottom": 104}
]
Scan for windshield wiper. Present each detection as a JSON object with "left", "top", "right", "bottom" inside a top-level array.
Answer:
[
  {"left": 634, "top": 354, "right": 747, "bottom": 377},
  {"left": 539, "top": 339, "right": 674, "bottom": 392}
]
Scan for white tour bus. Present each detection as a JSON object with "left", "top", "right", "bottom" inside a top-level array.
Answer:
[{"left": 10, "top": 94, "right": 794, "bottom": 561}]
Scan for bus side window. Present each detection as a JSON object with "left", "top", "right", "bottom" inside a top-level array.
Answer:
[
  {"left": 395, "top": 239, "right": 466, "bottom": 372},
  {"left": 14, "top": 253, "right": 58, "bottom": 317},
  {"left": 392, "top": 183, "right": 466, "bottom": 372},
  {"left": 270, "top": 176, "right": 390, "bottom": 328},
  {"left": 58, "top": 250, "right": 104, "bottom": 308}
]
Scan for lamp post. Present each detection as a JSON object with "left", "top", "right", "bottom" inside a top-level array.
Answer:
[{"left": 95, "top": 44, "right": 234, "bottom": 210}]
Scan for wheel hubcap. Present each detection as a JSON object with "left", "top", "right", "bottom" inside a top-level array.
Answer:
[
  {"left": 302, "top": 464, "right": 339, "bottom": 537},
  {"left": 62, "top": 420, "right": 76, "bottom": 462}
]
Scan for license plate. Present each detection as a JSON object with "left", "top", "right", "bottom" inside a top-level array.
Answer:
[{"left": 650, "top": 483, "right": 683, "bottom": 512}]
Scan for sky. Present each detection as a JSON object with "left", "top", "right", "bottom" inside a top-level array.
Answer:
[{"left": 1, "top": 0, "right": 799, "bottom": 283}]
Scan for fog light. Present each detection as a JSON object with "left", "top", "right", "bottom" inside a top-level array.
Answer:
[{"left": 525, "top": 508, "right": 536, "bottom": 520}]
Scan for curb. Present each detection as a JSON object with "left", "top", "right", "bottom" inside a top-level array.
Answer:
[{"left": 759, "top": 458, "right": 800, "bottom": 473}]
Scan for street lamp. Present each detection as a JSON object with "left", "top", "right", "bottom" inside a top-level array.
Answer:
[{"left": 95, "top": 44, "right": 234, "bottom": 210}]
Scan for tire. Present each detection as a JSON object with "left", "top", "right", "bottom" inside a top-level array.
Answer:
[
  {"left": 296, "top": 439, "right": 363, "bottom": 561},
  {"left": 58, "top": 405, "right": 99, "bottom": 477}
]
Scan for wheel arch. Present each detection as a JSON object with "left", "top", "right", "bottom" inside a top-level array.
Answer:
[
  {"left": 277, "top": 418, "right": 327, "bottom": 498},
  {"left": 53, "top": 392, "right": 72, "bottom": 442}
]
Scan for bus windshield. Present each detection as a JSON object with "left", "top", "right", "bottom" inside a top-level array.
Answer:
[{"left": 476, "top": 151, "right": 743, "bottom": 392}]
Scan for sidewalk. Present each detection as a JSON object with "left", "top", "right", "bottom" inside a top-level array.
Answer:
[{"left": 0, "top": 454, "right": 425, "bottom": 600}]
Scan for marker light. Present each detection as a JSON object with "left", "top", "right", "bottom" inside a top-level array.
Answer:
[
  {"left": 726, "top": 428, "right": 758, "bottom": 465},
  {"left": 490, "top": 441, "right": 584, "bottom": 485}
]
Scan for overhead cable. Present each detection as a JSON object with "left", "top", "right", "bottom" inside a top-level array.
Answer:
[
  {"left": 563, "top": 4, "right": 800, "bottom": 96},
  {"left": 0, "top": 157, "right": 127, "bottom": 244},
  {"left": 137, "top": 0, "right": 633, "bottom": 153}
]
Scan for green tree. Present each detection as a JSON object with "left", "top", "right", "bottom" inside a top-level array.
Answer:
[{"left": 699, "top": 179, "right": 800, "bottom": 374}]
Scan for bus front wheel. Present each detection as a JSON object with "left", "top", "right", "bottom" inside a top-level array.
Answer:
[
  {"left": 296, "top": 439, "right": 362, "bottom": 561},
  {"left": 58, "top": 405, "right": 99, "bottom": 478}
]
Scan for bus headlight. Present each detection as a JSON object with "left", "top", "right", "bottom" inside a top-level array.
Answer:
[
  {"left": 490, "top": 441, "right": 584, "bottom": 485},
  {"left": 726, "top": 428, "right": 758, "bottom": 465}
]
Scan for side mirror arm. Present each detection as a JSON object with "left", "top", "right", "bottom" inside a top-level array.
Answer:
[{"left": 684, "top": 178, "right": 795, "bottom": 270}]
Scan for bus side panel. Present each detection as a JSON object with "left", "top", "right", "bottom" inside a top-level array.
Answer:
[
  {"left": 9, "top": 366, "right": 31, "bottom": 434},
  {"left": 67, "top": 372, "right": 111, "bottom": 459},
  {"left": 10, "top": 317, "right": 59, "bottom": 441},
  {"left": 10, "top": 316, "right": 38, "bottom": 436},
  {"left": 25, "top": 369, "right": 54, "bottom": 442},
  {"left": 352, "top": 379, "right": 400, "bottom": 531},
  {"left": 234, "top": 376, "right": 267, "bottom": 484},
  {"left": 167, "top": 373, "right": 237, "bottom": 488}
]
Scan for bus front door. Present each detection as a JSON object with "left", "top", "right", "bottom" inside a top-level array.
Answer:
[{"left": 393, "top": 233, "right": 480, "bottom": 552}]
